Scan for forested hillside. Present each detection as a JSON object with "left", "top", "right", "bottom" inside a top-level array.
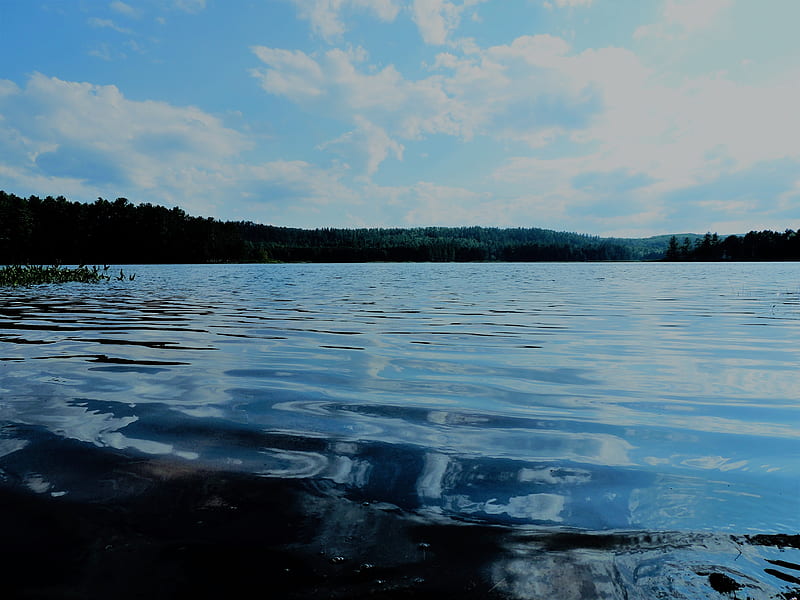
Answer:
[
  {"left": 1, "top": 191, "right": 796, "bottom": 264},
  {"left": 238, "top": 221, "right": 664, "bottom": 262},
  {"left": 0, "top": 191, "right": 657, "bottom": 263}
]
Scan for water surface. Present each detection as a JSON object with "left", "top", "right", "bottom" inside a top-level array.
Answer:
[{"left": 1, "top": 262, "right": 798, "bottom": 598}]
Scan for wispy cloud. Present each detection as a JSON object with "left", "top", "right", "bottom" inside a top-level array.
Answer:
[
  {"left": 291, "top": 0, "right": 400, "bottom": 42},
  {"left": 411, "top": 0, "right": 488, "bottom": 45},
  {"left": 87, "top": 17, "right": 132, "bottom": 34},
  {"left": 173, "top": 0, "right": 206, "bottom": 14},
  {"left": 3, "top": 0, "right": 800, "bottom": 235},
  {"left": 253, "top": 11, "right": 800, "bottom": 233},
  {"left": 110, "top": 1, "right": 139, "bottom": 19},
  {"left": 318, "top": 115, "right": 404, "bottom": 175},
  {"left": 88, "top": 43, "right": 114, "bottom": 61},
  {"left": 0, "top": 73, "right": 375, "bottom": 225},
  {"left": 634, "top": 0, "right": 732, "bottom": 40},
  {"left": 544, "top": 0, "right": 594, "bottom": 7}
]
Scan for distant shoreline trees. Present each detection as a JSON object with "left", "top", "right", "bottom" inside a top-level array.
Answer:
[
  {"left": 1, "top": 190, "right": 797, "bottom": 264},
  {"left": 664, "top": 231, "right": 800, "bottom": 261},
  {"left": 1, "top": 192, "right": 254, "bottom": 265}
]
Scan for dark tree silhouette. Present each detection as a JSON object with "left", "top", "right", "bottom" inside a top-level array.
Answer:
[{"left": 2, "top": 190, "right": 796, "bottom": 264}]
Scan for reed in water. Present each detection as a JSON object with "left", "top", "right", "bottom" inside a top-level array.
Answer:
[{"left": 0, "top": 264, "right": 134, "bottom": 286}]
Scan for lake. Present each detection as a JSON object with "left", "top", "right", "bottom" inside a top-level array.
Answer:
[{"left": 1, "top": 262, "right": 798, "bottom": 598}]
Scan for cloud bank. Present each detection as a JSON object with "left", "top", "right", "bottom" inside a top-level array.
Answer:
[{"left": 1, "top": 1, "right": 798, "bottom": 235}]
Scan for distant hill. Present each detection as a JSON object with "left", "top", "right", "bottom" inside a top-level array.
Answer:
[
  {"left": 236, "top": 222, "right": 666, "bottom": 262},
  {"left": 610, "top": 233, "right": 706, "bottom": 261},
  {"left": 1, "top": 190, "right": 795, "bottom": 263}
]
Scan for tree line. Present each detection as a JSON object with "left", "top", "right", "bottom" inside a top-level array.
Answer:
[
  {"left": 665, "top": 231, "right": 800, "bottom": 261},
  {"left": 237, "top": 220, "right": 664, "bottom": 262},
  {"left": 0, "top": 191, "right": 658, "bottom": 263},
  {"left": 1, "top": 192, "right": 253, "bottom": 264},
  {"left": 1, "top": 190, "right": 797, "bottom": 263}
]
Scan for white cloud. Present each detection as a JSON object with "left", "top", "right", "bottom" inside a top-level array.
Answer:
[
  {"left": 320, "top": 116, "right": 404, "bottom": 175},
  {"left": 483, "top": 36, "right": 800, "bottom": 233},
  {"left": 0, "top": 79, "right": 19, "bottom": 98},
  {"left": 634, "top": 0, "right": 732, "bottom": 40},
  {"left": 411, "top": 0, "right": 488, "bottom": 45},
  {"left": 543, "top": 0, "right": 593, "bottom": 8},
  {"left": 411, "top": 0, "right": 458, "bottom": 45},
  {"left": 88, "top": 43, "right": 114, "bottom": 61},
  {"left": 0, "top": 73, "right": 248, "bottom": 205},
  {"left": 249, "top": 36, "right": 597, "bottom": 178},
  {"left": 110, "top": 1, "right": 139, "bottom": 18},
  {"left": 400, "top": 181, "right": 496, "bottom": 225},
  {"left": 8, "top": 1, "right": 792, "bottom": 235},
  {"left": 554, "top": 0, "right": 593, "bottom": 6},
  {"left": 486, "top": 33, "right": 571, "bottom": 66},
  {"left": 352, "top": 0, "right": 400, "bottom": 21},
  {"left": 87, "top": 17, "right": 132, "bottom": 34},
  {"left": 250, "top": 47, "right": 326, "bottom": 100},
  {"left": 291, "top": 0, "right": 400, "bottom": 42},
  {"left": 293, "top": 0, "right": 347, "bottom": 41},
  {"left": 0, "top": 74, "right": 379, "bottom": 225},
  {"left": 252, "top": 35, "right": 616, "bottom": 174},
  {"left": 174, "top": 0, "right": 206, "bottom": 13},
  {"left": 631, "top": 23, "right": 668, "bottom": 41},
  {"left": 251, "top": 45, "right": 463, "bottom": 140},
  {"left": 250, "top": 22, "right": 800, "bottom": 230},
  {"left": 241, "top": 160, "right": 352, "bottom": 203},
  {"left": 663, "top": 0, "right": 732, "bottom": 31}
]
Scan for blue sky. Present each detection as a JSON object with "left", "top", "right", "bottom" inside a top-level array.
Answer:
[{"left": 1, "top": 0, "right": 799, "bottom": 236}]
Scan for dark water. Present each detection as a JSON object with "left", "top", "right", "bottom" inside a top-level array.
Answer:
[{"left": 1, "top": 262, "right": 798, "bottom": 598}]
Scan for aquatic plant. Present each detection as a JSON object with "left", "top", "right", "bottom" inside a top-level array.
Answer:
[{"left": 0, "top": 264, "right": 134, "bottom": 286}]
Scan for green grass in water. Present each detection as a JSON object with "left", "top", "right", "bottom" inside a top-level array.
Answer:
[{"left": 0, "top": 265, "right": 135, "bottom": 286}]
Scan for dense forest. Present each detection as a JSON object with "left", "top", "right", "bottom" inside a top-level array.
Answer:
[
  {"left": 0, "top": 190, "right": 796, "bottom": 263},
  {"left": 0, "top": 191, "right": 659, "bottom": 263},
  {"left": 664, "top": 231, "right": 800, "bottom": 261}
]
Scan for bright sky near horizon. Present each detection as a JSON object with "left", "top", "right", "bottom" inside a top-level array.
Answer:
[{"left": 1, "top": 0, "right": 799, "bottom": 236}]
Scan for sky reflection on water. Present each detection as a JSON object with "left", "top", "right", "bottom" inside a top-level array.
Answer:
[{"left": 1, "top": 262, "right": 799, "bottom": 540}]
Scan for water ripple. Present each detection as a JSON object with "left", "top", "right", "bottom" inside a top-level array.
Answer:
[{"left": 1, "top": 262, "right": 798, "bottom": 551}]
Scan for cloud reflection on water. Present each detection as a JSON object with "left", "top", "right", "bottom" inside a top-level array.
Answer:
[{"left": 2, "top": 264, "right": 799, "bottom": 537}]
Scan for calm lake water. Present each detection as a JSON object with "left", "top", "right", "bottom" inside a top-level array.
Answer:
[{"left": 1, "top": 262, "right": 799, "bottom": 598}]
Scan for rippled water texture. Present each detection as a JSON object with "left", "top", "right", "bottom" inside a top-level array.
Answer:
[{"left": 1, "top": 262, "right": 799, "bottom": 598}]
